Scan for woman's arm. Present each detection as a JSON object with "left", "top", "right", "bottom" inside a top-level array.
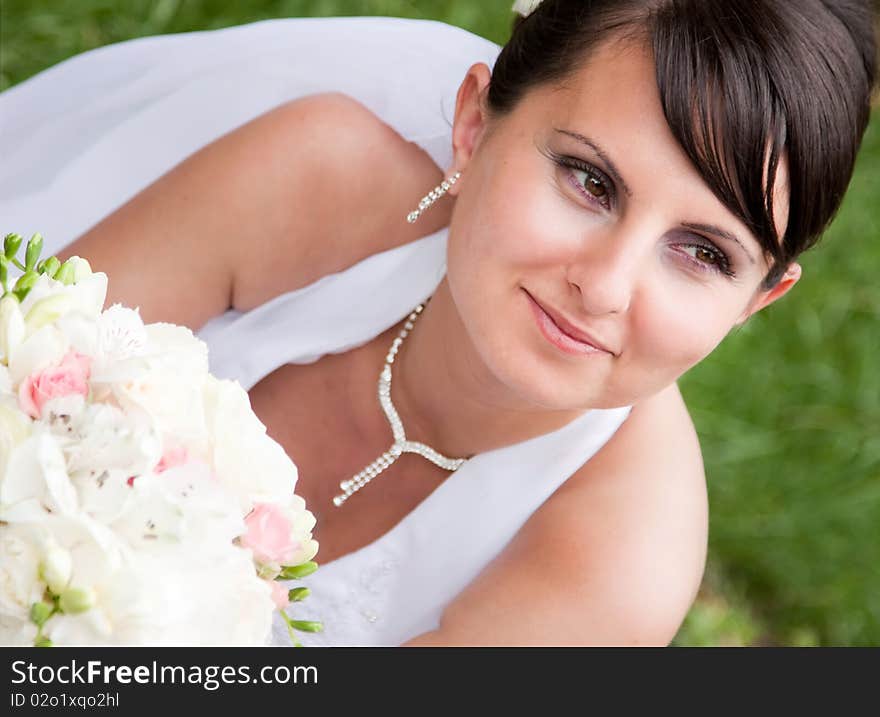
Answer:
[
  {"left": 402, "top": 382, "right": 708, "bottom": 646},
  {"left": 54, "top": 92, "right": 452, "bottom": 331}
]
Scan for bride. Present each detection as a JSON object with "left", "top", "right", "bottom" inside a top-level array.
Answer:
[{"left": 3, "top": 1, "right": 875, "bottom": 646}]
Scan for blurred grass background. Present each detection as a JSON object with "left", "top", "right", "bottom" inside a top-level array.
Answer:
[{"left": 1, "top": 0, "right": 877, "bottom": 646}]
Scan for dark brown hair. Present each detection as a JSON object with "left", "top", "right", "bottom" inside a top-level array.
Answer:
[{"left": 489, "top": 0, "right": 877, "bottom": 288}]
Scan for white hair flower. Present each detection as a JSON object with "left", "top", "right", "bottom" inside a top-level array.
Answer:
[{"left": 512, "top": 0, "right": 543, "bottom": 17}]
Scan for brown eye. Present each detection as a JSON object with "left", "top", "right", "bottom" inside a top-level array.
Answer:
[
  {"left": 694, "top": 246, "right": 719, "bottom": 265},
  {"left": 585, "top": 175, "right": 607, "bottom": 199},
  {"left": 551, "top": 153, "right": 615, "bottom": 210},
  {"left": 678, "top": 241, "right": 734, "bottom": 277}
]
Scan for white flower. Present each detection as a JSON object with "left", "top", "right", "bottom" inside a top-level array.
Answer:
[
  {"left": 108, "top": 322, "right": 211, "bottom": 452},
  {"left": 1, "top": 427, "right": 78, "bottom": 518},
  {"left": 19, "top": 271, "right": 107, "bottom": 324},
  {"left": 24, "top": 294, "right": 76, "bottom": 333},
  {"left": 278, "top": 495, "right": 319, "bottom": 568},
  {"left": 35, "top": 512, "right": 272, "bottom": 646},
  {"left": 0, "top": 523, "right": 44, "bottom": 626},
  {"left": 61, "top": 399, "right": 161, "bottom": 482},
  {"left": 512, "top": 0, "right": 543, "bottom": 17},
  {"left": 7, "top": 323, "right": 69, "bottom": 387},
  {"left": 0, "top": 396, "right": 32, "bottom": 485},
  {"left": 202, "top": 374, "right": 299, "bottom": 514},
  {"left": 0, "top": 294, "right": 25, "bottom": 366},
  {"left": 0, "top": 254, "right": 318, "bottom": 645},
  {"left": 40, "top": 536, "right": 73, "bottom": 594},
  {"left": 56, "top": 304, "right": 155, "bottom": 400}
]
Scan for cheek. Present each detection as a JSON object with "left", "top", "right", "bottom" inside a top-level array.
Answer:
[{"left": 631, "top": 288, "right": 734, "bottom": 375}]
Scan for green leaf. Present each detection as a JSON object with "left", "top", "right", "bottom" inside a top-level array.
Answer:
[{"left": 34, "top": 638, "right": 54, "bottom": 648}]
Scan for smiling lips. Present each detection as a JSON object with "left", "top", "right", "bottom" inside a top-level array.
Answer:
[{"left": 524, "top": 290, "right": 616, "bottom": 357}]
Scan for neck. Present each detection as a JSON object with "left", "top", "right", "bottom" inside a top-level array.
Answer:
[{"left": 374, "top": 277, "right": 585, "bottom": 459}]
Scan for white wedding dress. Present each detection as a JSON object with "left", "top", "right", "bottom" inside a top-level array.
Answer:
[{"left": 0, "top": 16, "right": 632, "bottom": 646}]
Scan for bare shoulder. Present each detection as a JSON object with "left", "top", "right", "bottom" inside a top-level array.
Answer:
[
  {"left": 404, "top": 383, "right": 708, "bottom": 646},
  {"left": 540, "top": 382, "right": 710, "bottom": 640},
  {"left": 230, "top": 92, "right": 454, "bottom": 311},
  {"left": 55, "top": 92, "right": 449, "bottom": 331}
]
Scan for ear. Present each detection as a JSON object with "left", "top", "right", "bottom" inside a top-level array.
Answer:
[
  {"left": 735, "top": 262, "right": 802, "bottom": 326},
  {"left": 448, "top": 62, "right": 493, "bottom": 195}
]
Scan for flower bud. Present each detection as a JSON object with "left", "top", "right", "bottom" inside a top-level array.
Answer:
[
  {"left": 11, "top": 271, "right": 38, "bottom": 302},
  {"left": 25, "top": 233, "right": 43, "bottom": 272},
  {"left": 69, "top": 256, "right": 92, "bottom": 282},
  {"left": 29, "top": 601, "right": 53, "bottom": 627},
  {"left": 40, "top": 541, "right": 73, "bottom": 594},
  {"left": 4, "top": 233, "right": 23, "bottom": 259},
  {"left": 38, "top": 256, "right": 61, "bottom": 277},
  {"left": 53, "top": 260, "right": 76, "bottom": 286},
  {"left": 59, "top": 586, "right": 96, "bottom": 614},
  {"left": 287, "top": 587, "right": 310, "bottom": 602},
  {"left": 278, "top": 561, "right": 318, "bottom": 580}
]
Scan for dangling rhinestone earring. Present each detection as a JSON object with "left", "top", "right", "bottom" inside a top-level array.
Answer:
[{"left": 406, "top": 171, "right": 461, "bottom": 224}]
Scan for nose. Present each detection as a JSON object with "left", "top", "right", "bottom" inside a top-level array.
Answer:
[{"left": 566, "top": 225, "right": 642, "bottom": 316}]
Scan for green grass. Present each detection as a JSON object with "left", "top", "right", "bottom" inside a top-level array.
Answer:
[{"left": 3, "top": 0, "right": 878, "bottom": 646}]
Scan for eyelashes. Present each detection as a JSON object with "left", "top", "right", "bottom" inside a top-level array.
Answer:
[
  {"left": 548, "top": 151, "right": 736, "bottom": 278},
  {"left": 554, "top": 154, "right": 616, "bottom": 211}
]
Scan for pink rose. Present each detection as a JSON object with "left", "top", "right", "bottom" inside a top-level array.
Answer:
[
  {"left": 266, "top": 579, "right": 290, "bottom": 610},
  {"left": 18, "top": 349, "right": 91, "bottom": 419},
  {"left": 239, "top": 503, "right": 300, "bottom": 566}
]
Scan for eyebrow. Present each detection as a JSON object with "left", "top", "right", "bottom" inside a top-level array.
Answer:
[
  {"left": 553, "top": 128, "right": 633, "bottom": 198},
  {"left": 554, "top": 127, "right": 757, "bottom": 265},
  {"left": 681, "top": 222, "right": 757, "bottom": 265}
]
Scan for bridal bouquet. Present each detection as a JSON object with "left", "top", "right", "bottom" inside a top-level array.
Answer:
[{"left": 0, "top": 233, "right": 321, "bottom": 646}]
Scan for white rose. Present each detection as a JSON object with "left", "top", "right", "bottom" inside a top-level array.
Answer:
[
  {"left": 202, "top": 374, "right": 299, "bottom": 514},
  {"left": 110, "top": 323, "right": 211, "bottom": 452}
]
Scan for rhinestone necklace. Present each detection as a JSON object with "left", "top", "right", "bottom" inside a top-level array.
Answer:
[{"left": 332, "top": 300, "right": 469, "bottom": 507}]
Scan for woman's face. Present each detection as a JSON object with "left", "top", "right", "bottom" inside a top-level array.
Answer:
[{"left": 445, "top": 36, "right": 800, "bottom": 410}]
